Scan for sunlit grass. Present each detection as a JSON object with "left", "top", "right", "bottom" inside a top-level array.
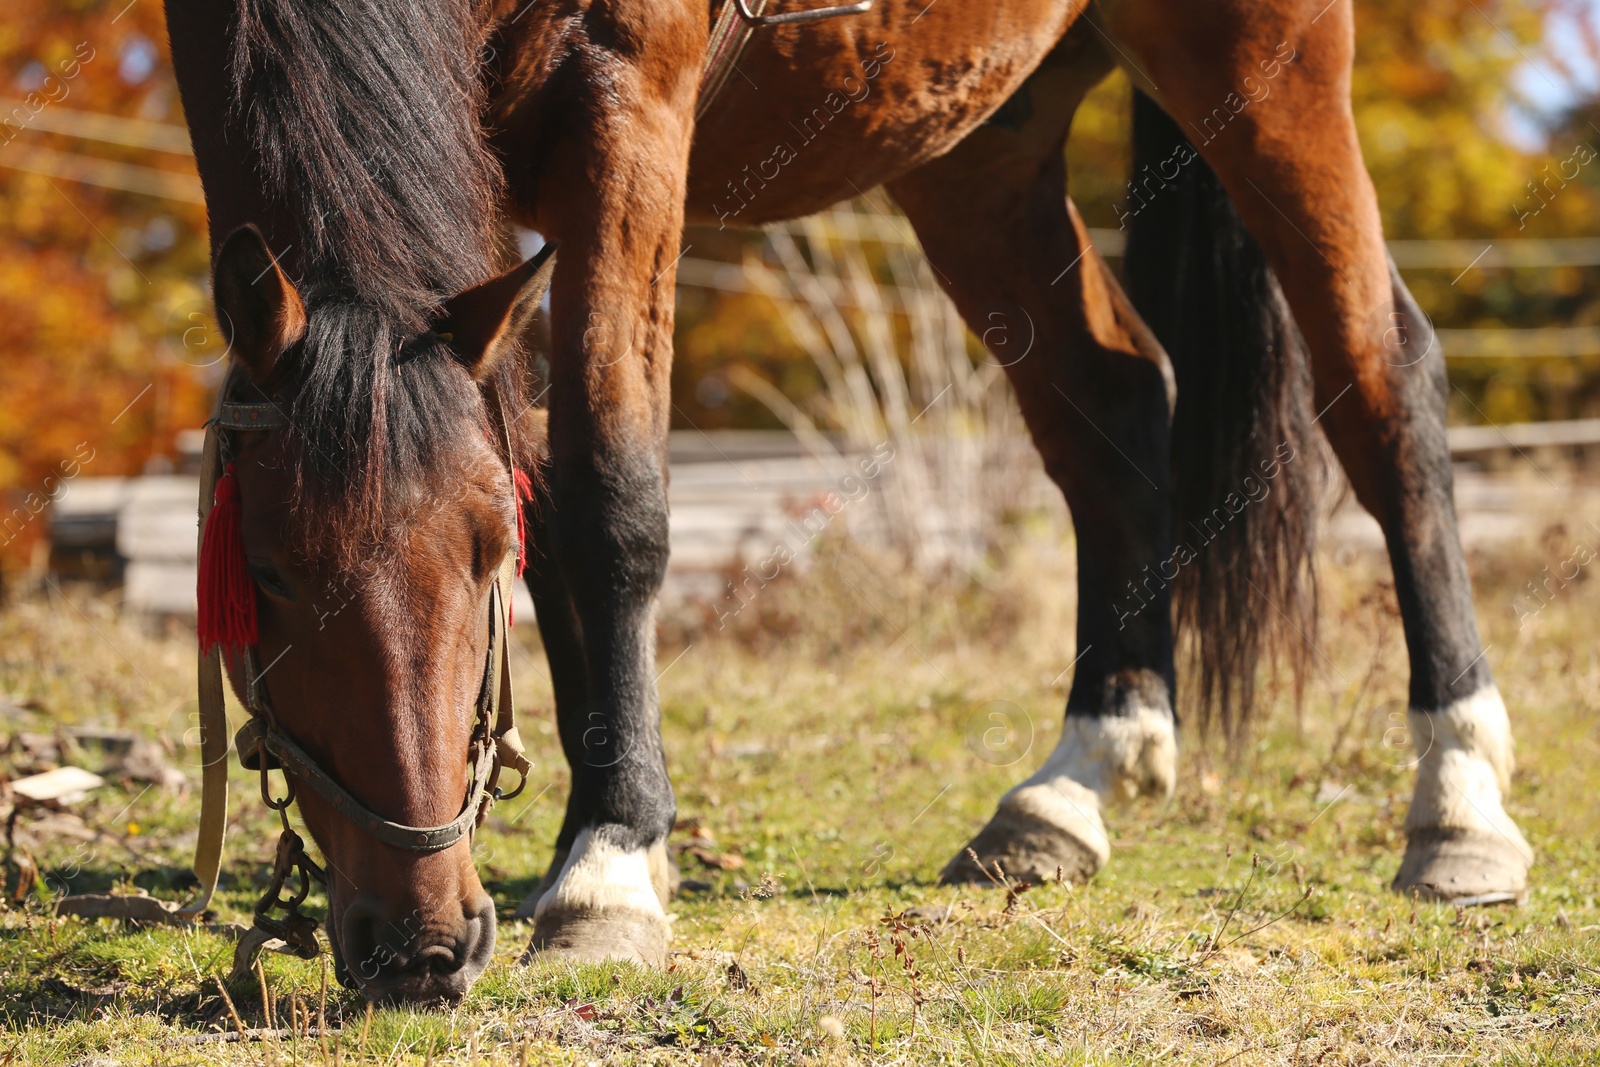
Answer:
[{"left": 0, "top": 519, "right": 1596, "bottom": 1064}]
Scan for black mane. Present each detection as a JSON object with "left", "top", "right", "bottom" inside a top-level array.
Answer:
[
  {"left": 231, "top": 0, "right": 514, "bottom": 554},
  {"left": 233, "top": 0, "right": 500, "bottom": 311}
]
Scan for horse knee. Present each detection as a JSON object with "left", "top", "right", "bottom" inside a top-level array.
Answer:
[{"left": 550, "top": 451, "right": 670, "bottom": 613}]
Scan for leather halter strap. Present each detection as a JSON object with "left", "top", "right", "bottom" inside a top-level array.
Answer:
[
  {"left": 213, "top": 402, "right": 291, "bottom": 431},
  {"left": 231, "top": 580, "right": 505, "bottom": 853},
  {"left": 180, "top": 418, "right": 232, "bottom": 917},
  {"left": 179, "top": 388, "right": 530, "bottom": 915}
]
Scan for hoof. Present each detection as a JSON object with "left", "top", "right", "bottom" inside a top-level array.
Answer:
[
  {"left": 524, "top": 907, "right": 670, "bottom": 966},
  {"left": 1395, "top": 690, "right": 1533, "bottom": 906},
  {"left": 939, "top": 781, "right": 1108, "bottom": 886},
  {"left": 519, "top": 827, "right": 673, "bottom": 968},
  {"left": 1392, "top": 829, "right": 1531, "bottom": 906}
]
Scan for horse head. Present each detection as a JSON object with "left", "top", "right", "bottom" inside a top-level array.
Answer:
[{"left": 207, "top": 224, "right": 552, "bottom": 1005}]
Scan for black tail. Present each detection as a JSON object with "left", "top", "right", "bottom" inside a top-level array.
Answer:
[{"left": 1122, "top": 90, "right": 1322, "bottom": 743}]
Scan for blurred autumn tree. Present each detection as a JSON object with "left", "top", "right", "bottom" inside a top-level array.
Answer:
[
  {"left": 0, "top": 0, "right": 213, "bottom": 576},
  {"left": 3, "top": 0, "right": 1598, "bottom": 580},
  {"left": 1349, "top": 0, "right": 1600, "bottom": 424},
  {"left": 677, "top": 0, "right": 1600, "bottom": 429}
]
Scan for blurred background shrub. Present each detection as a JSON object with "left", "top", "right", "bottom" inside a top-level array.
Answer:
[{"left": 5, "top": 0, "right": 1600, "bottom": 577}]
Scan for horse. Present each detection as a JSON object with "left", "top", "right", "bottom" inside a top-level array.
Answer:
[{"left": 165, "top": 0, "right": 1532, "bottom": 1006}]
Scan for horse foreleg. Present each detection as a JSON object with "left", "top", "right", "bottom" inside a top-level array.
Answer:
[{"left": 512, "top": 4, "right": 701, "bottom": 963}]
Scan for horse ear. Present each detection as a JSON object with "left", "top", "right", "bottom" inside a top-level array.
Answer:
[
  {"left": 436, "top": 242, "right": 557, "bottom": 380},
  {"left": 213, "top": 224, "right": 306, "bottom": 385}
]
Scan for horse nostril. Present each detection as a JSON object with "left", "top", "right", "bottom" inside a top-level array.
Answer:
[
  {"left": 404, "top": 944, "right": 463, "bottom": 976},
  {"left": 338, "top": 900, "right": 385, "bottom": 983},
  {"left": 339, "top": 895, "right": 495, "bottom": 1005}
]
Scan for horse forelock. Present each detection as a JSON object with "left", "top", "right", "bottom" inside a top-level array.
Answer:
[{"left": 276, "top": 301, "right": 481, "bottom": 565}]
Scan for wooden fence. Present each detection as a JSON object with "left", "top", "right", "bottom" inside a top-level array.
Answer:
[{"left": 41, "top": 424, "right": 1600, "bottom": 617}]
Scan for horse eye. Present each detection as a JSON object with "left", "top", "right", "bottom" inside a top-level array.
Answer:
[{"left": 246, "top": 557, "right": 294, "bottom": 600}]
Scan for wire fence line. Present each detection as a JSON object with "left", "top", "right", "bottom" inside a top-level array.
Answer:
[
  {"left": 0, "top": 97, "right": 195, "bottom": 154},
  {"left": 682, "top": 253, "right": 1600, "bottom": 359},
  {"left": 0, "top": 141, "right": 202, "bottom": 202},
  {"left": 10, "top": 106, "right": 1600, "bottom": 359},
  {"left": 9, "top": 104, "right": 1600, "bottom": 265}
]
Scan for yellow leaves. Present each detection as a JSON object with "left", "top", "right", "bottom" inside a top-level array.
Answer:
[
  {"left": 1343, "top": 0, "right": 1568, "bottom": 240},
  {"left": 0, "top": 0, "right": 213, "bottom": 572}
]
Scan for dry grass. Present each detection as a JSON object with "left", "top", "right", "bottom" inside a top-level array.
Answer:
[
  {"left": 731, "top": 198, "right": 1040, "bottom": 572},
  {"left": 0, "top": 509, "right": 1597, "bottom": 1064}
]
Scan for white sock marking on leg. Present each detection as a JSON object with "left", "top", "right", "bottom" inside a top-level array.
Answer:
[
  {"left": 533, "top": 828, "right": 669, "bottom": 921},
  {"left": 991, "top": 703, "right": 1178, "bottom": 868},
  {"left": 1407, "top": 686, "right": 1532, "bottom": 863}
]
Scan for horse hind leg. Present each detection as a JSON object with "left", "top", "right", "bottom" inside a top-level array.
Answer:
[
  {"left": 1105, "top": 0, "right": 1530, "bottom": 901},
  {"left": 888, "top": 44, "right": 1180, "bottom": 887}
]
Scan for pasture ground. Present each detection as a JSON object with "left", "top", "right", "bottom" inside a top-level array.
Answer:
[{"left": 1, "top": 500, "right": 1597, "bottom": 1065}]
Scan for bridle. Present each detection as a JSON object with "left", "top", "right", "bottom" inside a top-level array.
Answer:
[
  {"left": 182, "top": 384, "right": 532, "bottom": 981},
  {"left": 217, "top": 400, "right": 529, "bottom": 846}
]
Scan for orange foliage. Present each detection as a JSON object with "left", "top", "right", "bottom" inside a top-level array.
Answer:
[{"left": 0, "top": 0, "right": 214, "bottom": 573}]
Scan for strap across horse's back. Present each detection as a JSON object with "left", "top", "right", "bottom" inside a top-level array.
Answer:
[
  {"left": 699, "top": 0, "right": 767, "bottom": 119},
  {"left": 698, "top": 0, "right": 875, "bottom": 119}
]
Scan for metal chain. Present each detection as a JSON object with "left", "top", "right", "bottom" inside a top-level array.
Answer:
[
  {"left": 236, "top": 735, "right": 325, "bottom": 964},
  {"left": 249, "top": 823, "right": 325, "bottom": 960}
]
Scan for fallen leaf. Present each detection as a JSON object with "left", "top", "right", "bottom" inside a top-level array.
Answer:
[
  {"left": 10, "top": 766, "right": 104, "bottom": 803},
  {"left": 726, "top": 960, "right": 757, "bottom": 994},
  {"left": 688, "top": 846, "right": 745, "bottom": 870}
]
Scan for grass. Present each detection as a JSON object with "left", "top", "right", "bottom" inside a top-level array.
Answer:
[{"left": 1, "top": 514, "right": 1598, "bottom": 1065}]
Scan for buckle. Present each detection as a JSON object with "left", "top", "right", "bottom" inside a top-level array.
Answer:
[{"left": 235, "top": 717, "right": 281, "bottom": 771}]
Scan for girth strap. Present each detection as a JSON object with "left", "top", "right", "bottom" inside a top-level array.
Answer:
[
  {"left": 698, "top": 0, "right": 767, "bottom": 119},
  {"left": 697, "top": 0, "right": 875, "bottom": 120}
]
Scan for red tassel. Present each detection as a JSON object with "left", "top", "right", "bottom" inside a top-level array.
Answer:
[
  {"left": 197, "top": 463, "right": 258, "bottom": 659},
  {"left": 513, "top": 468, "right": 534, "bottom": 578},
  {"left": 510, "top": 468, "right": 535, "bottom": 628}
]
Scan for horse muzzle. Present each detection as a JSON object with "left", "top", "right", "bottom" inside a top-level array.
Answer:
[{"left": 332, "top": 890, "right": 497, "bottom": 1007}]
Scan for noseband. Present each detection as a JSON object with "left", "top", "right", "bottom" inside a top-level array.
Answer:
[{"left": 181, "top": 386, "right": 532, "bottom": 979}]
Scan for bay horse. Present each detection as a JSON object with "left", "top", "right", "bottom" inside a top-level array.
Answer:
[{"left": 166, "top": 0, "right": 1532, "bottom": 1005}]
